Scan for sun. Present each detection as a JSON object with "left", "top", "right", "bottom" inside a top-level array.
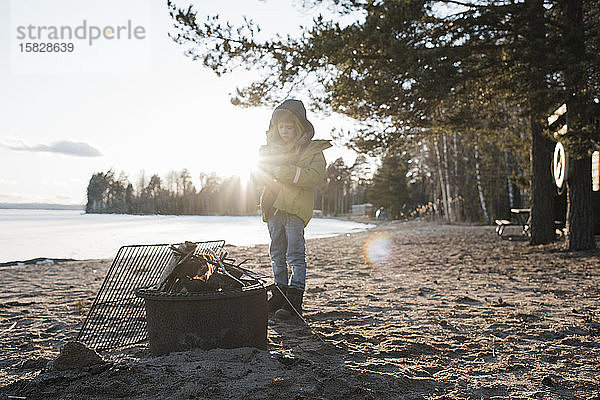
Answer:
[{"left": 225, "top": 142, "right": 259, "bottom": 186}]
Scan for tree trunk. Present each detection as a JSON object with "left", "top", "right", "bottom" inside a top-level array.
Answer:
[
  {"left": 529, "top": 118, "right": 556, "bottom": 243},
  {"left": 434, "top": 138, "right": 450, "bottom": 222},
  {"left": 562, "top": 0, "right": 596, "bottom": 250},
  {"left": 452, "top": 135, "right": 461, "bottom": 222},
  {"left": 526, "top": 0, "right": 556, "bottom": 244},
  {"left": 504, "top": 151, "right": 516, "bottom": 209},
  {"left": 442, "top": 133, "right": 454, "bottom": 222},
  {"left": 335, "top": 189, "right": 339, "bottom": 215},
  {"left": 566, "top": 156, "right": 595, "bottom": 250},
  {"left": 474, "top": 138, "right": 490, "bottom": 224}
]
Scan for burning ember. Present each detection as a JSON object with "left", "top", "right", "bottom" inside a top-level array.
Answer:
[{"left": 156, "top": 241, "right": 261, "bottom": 293}]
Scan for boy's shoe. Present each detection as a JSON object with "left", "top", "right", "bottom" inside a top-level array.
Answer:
[
  {"left": 275, "top": 287, "right": 303, "bottom": 320},
  {"left": 268, "top": 284, "right": 287, "bottom": 313}
]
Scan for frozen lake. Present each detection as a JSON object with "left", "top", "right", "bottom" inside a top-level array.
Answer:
[{"left": 0, "top": 209, "right": 374, "bottom": 262}]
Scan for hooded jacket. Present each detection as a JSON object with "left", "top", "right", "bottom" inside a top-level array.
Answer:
[{"left": 255, "top": 100, "right": 331, "bottom": 226}]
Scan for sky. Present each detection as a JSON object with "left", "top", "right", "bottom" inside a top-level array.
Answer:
[{"left": 0, "top": 0, "right": 360, "bottom": 205}]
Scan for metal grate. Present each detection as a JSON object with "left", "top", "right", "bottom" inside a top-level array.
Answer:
[{"left": 77, "top": 240, "right": 225, "bottom": 351}]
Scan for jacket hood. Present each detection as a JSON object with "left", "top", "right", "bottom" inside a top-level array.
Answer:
[{"left": 266, "top": 99, "right": 315, "bottom": 147}]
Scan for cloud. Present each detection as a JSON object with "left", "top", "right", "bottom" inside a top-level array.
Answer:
[{"left": 0, "top": 139, "right": 102, "bottom": 157}]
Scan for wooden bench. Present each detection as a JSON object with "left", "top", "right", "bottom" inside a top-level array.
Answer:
[
  {"left": 495, "top": 219, "right": 512, "bottom": 236},
  {"left": 496, "top": 214, "right": 565, "bottom": 239}
]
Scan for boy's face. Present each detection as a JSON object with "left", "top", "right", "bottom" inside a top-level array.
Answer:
[{"left": 277, "top": 120, "right": 298, "bottom": 143}]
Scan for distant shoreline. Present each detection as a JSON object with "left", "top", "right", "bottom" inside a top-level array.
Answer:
[
  {"left": 0, "top": 203, "right": 84, "bottom": 211},
  {"left": 1, "top": 206, "right": 379, "bottom": 223}
]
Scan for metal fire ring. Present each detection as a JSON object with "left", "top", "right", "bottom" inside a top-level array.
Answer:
[{"left": 135, "top": 284, "right": 266, "bottom": 301}]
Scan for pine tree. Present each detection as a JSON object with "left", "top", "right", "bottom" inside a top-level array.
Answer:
[{"left": 366, "top": 154, "right": 409, "bottom": 219}]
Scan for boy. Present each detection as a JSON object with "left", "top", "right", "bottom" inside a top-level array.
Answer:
[{"left": 255, "top": 99, "right": 331, "bottom": 320}]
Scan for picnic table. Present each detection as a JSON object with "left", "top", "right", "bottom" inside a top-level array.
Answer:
[
  {"left": 511, "top": 208, "right": 531, "bottom": 235},
  {"left": 494, "top": 208, "right": 531, "bottom": 236}
]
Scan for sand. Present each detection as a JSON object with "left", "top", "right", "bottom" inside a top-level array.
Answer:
[{"left": 1, "top": 221, "right": 599, "bottom": 399}]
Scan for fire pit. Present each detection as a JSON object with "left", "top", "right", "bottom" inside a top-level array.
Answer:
[
  {"left": 136, "top": 241, "right": 268, "bottom": 355},
  {"left": 136, "top": 285, "right": 267, "bottom": 355},
  {"left": 77, "top": 240, "right": 268, "bottom": 355}
]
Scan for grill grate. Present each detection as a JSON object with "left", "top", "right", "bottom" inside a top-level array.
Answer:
[{"left": 76, "top": 240, "right": 225, "bottom": 351}]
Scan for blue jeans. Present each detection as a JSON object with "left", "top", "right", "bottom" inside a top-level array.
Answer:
[{"left": 267, "top": 210, "right": 306, "bottom": 291}]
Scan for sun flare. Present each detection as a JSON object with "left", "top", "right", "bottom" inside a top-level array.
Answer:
[{"left": 362, "top": 233, "right": 393, "bottom": 265}]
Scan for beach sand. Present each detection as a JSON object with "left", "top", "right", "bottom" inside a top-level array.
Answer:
[{"left": 1, "top": 221, "right": 599, "bottom": 399}]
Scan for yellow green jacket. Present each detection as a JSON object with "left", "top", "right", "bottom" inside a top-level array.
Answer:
[{"left": 256, "top": 140, "right": 331, "bottom": 226}]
